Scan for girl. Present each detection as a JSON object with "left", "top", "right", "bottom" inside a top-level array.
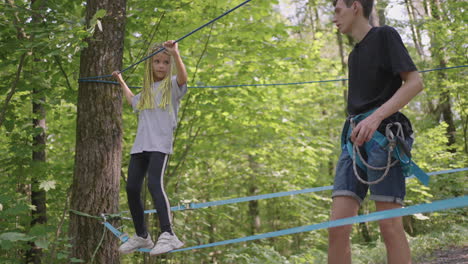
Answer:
[{"left": 113, "top": 40, "right": 187, "bottom": 256}]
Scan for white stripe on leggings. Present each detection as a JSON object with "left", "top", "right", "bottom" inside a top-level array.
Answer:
[{"left": 160, "top": 154, "right": 172, "bottom": 224}]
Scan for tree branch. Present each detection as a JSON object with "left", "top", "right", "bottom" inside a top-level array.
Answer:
[
  {"left": 0, "top": 53, "right": 26, "bottom": 128},
  {"left": 53, "top": 55, "right": 73, "bottom": 91}
]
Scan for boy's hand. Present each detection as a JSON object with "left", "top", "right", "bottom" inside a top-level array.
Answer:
[
  {"left": 351, "top": 114, "right": 382, "bottom": 146},
  {"left": 163, "top": 40, "right": 179, "bottom": 56}
]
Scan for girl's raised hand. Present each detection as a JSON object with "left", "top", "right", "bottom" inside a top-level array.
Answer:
[
  {"left": 112, "top": 71, "right": 122, "bottom": 79},
  {"left": 163, "top": 40, "right": 179, "bottom": 56}
]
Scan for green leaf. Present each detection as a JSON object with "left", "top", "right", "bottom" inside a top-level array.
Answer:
[
  {"left": 70, "top": 257, "right": 85, "bottom": 263},
  {"left": 94, "top": 9, "right": 107, "bottom": 19},
  {"left": 34, "top": 237, "right": 49, "bottom": 249},
  {"left": 0, "top": 232, "right": 34, "bottom": 242},
  {"left": 39, "top": 180, "right": 56, "bottom": 191}
]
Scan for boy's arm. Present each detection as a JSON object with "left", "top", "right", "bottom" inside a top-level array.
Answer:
[
  {"left": 112, "top": 71, "right": 135, "bottom": 105},
  {"left": 163, "top": 40, "right": 188, "bottom": 86},
  {"left": 351, "top": 71, "right": 423, "bottom": 146}
]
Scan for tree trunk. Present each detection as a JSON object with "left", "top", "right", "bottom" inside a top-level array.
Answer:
[
  {"left": 405, "top": 0, "right": 424, "bottom": 57},
  {"left": 248, "top": 155, "right": 260, "bottom": 235},
  {"left": 357, "top": 206, "right": 372, "bottom": 242},
  {"left": 69, "top": 0, "right": 126, "bottom": 263},
  {"left": 428, "top": 0, "right": 456, "bottom": 149},
  {"left": 375, "top": 0, "right": 388, "bottom": 26},
  {"left": 27, "top": 81, "right": 48, "bottom": 264},
  {"left": 369, "top": 0, "right": 380, "bottom": 27},
  {"left": 19, "top": 1, "right": 49, "bottom": 263}
]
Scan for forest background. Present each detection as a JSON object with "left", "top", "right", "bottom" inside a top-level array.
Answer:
[{"left": 0, "top": 0, "right": 466, "bottom": 263}]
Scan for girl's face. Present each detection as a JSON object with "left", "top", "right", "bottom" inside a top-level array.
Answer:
[{"left": 152, "top": 52, "right": 171, "bottom": 81}]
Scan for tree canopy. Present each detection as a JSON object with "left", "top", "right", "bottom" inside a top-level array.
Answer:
[{"left": 0, "top": 0, "right": 466, "bottom": 263}]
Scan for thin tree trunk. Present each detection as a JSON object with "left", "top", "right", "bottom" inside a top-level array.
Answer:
[
  {"left": 69, "top": 0, "right": 126, "bottom": 263},
  {"left": 306, "top": 1, "right": 316, "bottom": 39},
  {"left": 405, "top": 0, "right": 424, "bottom": 57},
  {"left": 369, "top": 0, "right": 380, "bottom": 27},
  {"left": 26, "top": 1, "right": 48, "bottom": 263},
  {"left": 27, "top": 84, "right": 48, "bottom": 264},
  {"left": 248, "top": 155, "right": 260, "bottom": 235},
  {"left": 0, "top": 0, "right": 27, "bottom": 128},
  {"left": 358, "top": 206, "right": 372, "bottom": 242},
  {"left": 428, "top": 0, "right": 456, "bottom": 149},
  {"left": 375, "top": 0, "right": 388, "bottom": 26}
]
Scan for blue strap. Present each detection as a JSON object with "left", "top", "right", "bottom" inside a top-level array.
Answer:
[
  {"left": 106, "top": 195, "right": 468, "bottom": 253},
  {"left": 102, "top": 168, "right": 466, "bottom": 253},
  {"left": 144, "top": 185, "right": 334, "bottom": 214},
  {"left": 172, "top": 195, "right": 467, "bottom": 252},
  {"left": 142, "top": 168, "right": 464, "bottom": 214},
  {"left": 406, "top": 162, "right": 430, "bottom": 185}
]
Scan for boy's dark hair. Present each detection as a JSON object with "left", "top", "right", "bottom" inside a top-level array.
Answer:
[{"left": 333, "top": 0, "right": 374, "bottom": 19}]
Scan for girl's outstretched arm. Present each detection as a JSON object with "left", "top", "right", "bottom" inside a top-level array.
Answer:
[
  {"left": 164, "top": 40, "right": 188, "bottom": 86},
  {"left": 112, "top": 71, "right": 134, "bottom": 105}
]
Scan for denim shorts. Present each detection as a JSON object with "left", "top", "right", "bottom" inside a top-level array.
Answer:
[{"left": 332, "top": 135, "right": 414, "bottom": 205}]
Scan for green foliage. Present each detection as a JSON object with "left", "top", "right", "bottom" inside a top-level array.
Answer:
[{"left": 0, "top": 0, "right": 466, "bottom": 263}]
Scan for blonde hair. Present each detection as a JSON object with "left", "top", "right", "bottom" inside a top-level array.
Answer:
[{"left": 138, "top": 43, "right": 177, "bottom": 110}]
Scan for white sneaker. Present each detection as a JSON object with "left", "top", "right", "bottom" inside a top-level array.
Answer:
[
  {"left": 118, "top": 234, "right": 154, "bottom": 254},
  {"left": 150, "top": 232, "right": 184, "bottom": 256}
]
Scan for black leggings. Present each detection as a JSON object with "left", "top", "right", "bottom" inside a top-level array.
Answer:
[{"left": 127, "top": 151, "right": 172, "bottom": 237}]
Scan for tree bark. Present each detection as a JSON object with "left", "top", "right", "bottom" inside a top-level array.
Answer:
[
  {"left": 375, "top": 0, "right": 388, "bottom": 26},
  {"left": 27, "top": 80, "right": 48, "bottom": 264},
  {"left": 405, "top": 0, "right": 424, "bottom": 57},
  {"left": 25, "top": 1, "right": 48, "bottom": 263},
  {"left": 69, "top": 0, "right": 126, "bottom": 263},
  {"left": 0, "top": 0, "right": 27, "bottom": 128},
  {"left": 428, "top": 0, "right": 456, "bottom": 149},
  {"left": 248, "top": 155, "right": 261, "bottom": 235},
  {"left": 369, "top": 0, "right": 380, "bottom": 27}
]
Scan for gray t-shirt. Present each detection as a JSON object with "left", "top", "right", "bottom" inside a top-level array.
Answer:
[{"left": 130, "top": 76, "right": 187, "bottom": 154}]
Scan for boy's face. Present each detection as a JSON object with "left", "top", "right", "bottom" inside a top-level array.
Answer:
[
  {"left": 333, "top": 0, "right": 356, "bottom": 35},
  {"left": 152, "top": 53, "right": 171, "bottom": 81}
]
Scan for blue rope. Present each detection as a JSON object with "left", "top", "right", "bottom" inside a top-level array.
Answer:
[
  {"left": 190, "top": 64, "right": 467, "bottom": 87},
  {"left": 172, "top": 195, "right": 468, "bottom": 252},
  {"left": 190, "top": 78, "right": 348, "bottom": 89},
  {"left": 141, "top": 167, "right": 467, "bottom": 214},
  {"left": 418, "top": 65, "right": 468, "bottom": 73},
  {"left": 102, "top": 167, "right": 467, "bottom": 252},
  {"left": 78, "top": 0, "right": 252, "bottom": 81},
  {"left": 79, "top": 65, "right": 467, "bottom": 88},
  {"left": 105, "top": 195, "right": 468, "bottom": 253}
]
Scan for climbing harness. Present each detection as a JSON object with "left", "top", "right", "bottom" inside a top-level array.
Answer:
[{"left": 342, "top": 109, "right": 429, "bottom": 186}]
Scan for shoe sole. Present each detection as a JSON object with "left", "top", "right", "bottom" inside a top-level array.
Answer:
[
  {"left": 119, "top": 243, "right": 154, "bottom": 255},
  {"left": 149, "top": 241, "right": 184, "bottom": 256}
]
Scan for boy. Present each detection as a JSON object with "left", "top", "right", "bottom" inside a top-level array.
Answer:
[{"left": 329, "top": 0, "right": 423, "bottom": 263}]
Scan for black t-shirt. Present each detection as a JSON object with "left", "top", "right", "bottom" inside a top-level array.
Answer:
[{"left": 347, "top": 26, "right": 417, "bottom": 136}]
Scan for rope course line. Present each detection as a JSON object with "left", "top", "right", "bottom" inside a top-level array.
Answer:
[
  {"left": 172, "top": 195, "right": 468, "bottom": 252},
  {"left": 104, "top": 195, "right": 468, "bottom": 253},
  {"left": 77, "top": 64, "right": 468, "bottom": 89},
  {"left": 78, "top": 0, "right": 253, "bottom": 81},
  {"left": 142, "top": 167, "right": 467, "bottom": 214},
  {"left": 64, "top": 168, "right": 466, "bottom": 253},
  {"left": 97, "top": 168, "right": 467, "bottom": 251}
]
